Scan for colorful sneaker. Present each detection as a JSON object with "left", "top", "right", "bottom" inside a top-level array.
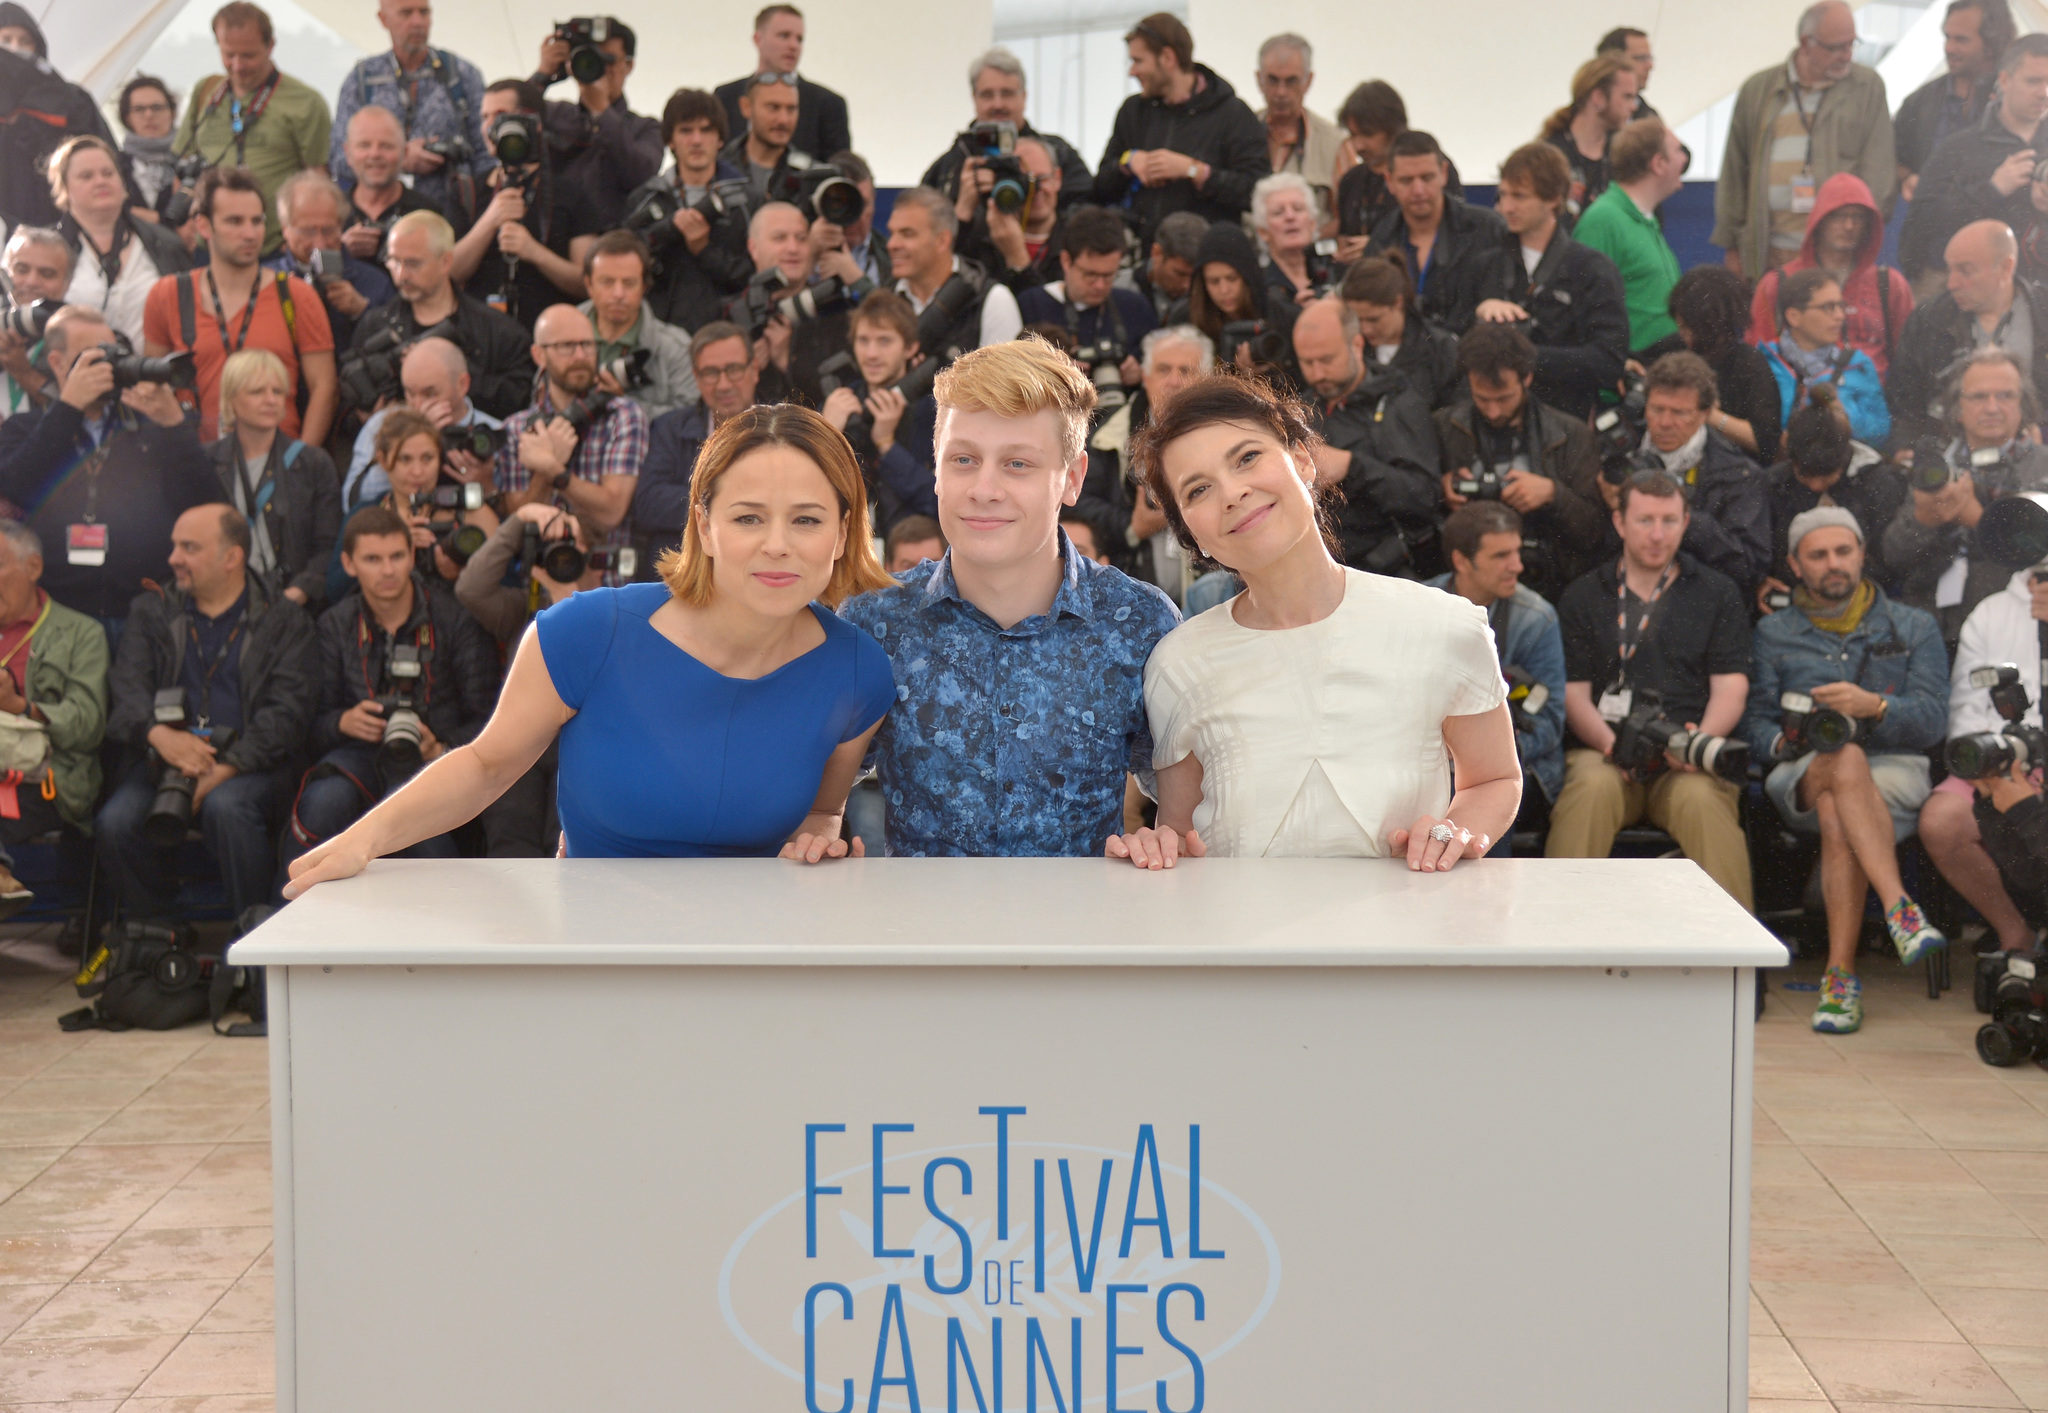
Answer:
[
  {"left": 1886, "top": 897, "right": 1947, "bottom": 966},
  {"left": 1812, "top": 966, "right": 1863, "bottom": 1034}
]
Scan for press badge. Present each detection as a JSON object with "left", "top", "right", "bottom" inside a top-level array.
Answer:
[
  {"left": 1791, "top": 170, "right": 1817, "bottom": 214},
  {"left": 1598, "top": 688, "right": 1633, "bottom": 723},
  {"left": 66, "top": 524, "right": 106, "bottom": 567}
]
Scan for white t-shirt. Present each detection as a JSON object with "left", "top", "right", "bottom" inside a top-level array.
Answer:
[
  {"left": 63, "top": 236, "right": 161, "bottom": 349},
  {"left": 1144, "top": 569, "right": 1506, "bottom": 857}
]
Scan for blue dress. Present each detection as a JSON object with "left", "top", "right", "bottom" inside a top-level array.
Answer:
[{"left": 534, "top": 583, "right": 896, "bottom": 857}]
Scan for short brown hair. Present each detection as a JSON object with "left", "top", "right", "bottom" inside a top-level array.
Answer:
[
  {"left": 1497, "top": 141, "right": 1571, "bottom": 206},
  {"left": 1645, "top": 350, "right": 1718, "bottom": 412},
  {"left": 215, "top": 504, "right": 252, "bottom": 559},
  {"left": 1444, "top": 501, "right": 1523, "bottom": 567},
  {"left": 1338, "top": 250, "right": 1416, "bottom": 314},
  {"left": 581, "top": 229, "right": 651, "bottom": 281},
  {"left": 754, "top": 4, "right": 802, "bottom": 28},
  {"left": 211, "top": 1, "right": 274, "bottom": 43},
  {"left": 1126, "top": 13, "right": 1193, "bottom": 69},
  {"left": 1338, "top": 80, "right": 1406, "bottom": 138},
  {"left": 1608, "top": 116, "right": 1671, "bottom": 184},
  {"left": 884, "top": 514, "right": 945, "bottom": 562},
  {"left": 660, "top": 88, "right": 727, "bottom": 145},
  {"left": 374, "top": 408, "right": 441, "bottom": 470},
  {"left": 1617, "top": 467, "right": 1690, "bottom": 515},
  {"left": 195, "top": 165, "right": 263, "bottom": 221},
  {"left": 690, "top": 321, "right": 751, "bottom": 369},
  {"left": 660, "top": 404, "right": 890, "bottom": 608},
  {"left": 849, "top": 289, "right": 917, "bottom": 348},
  {"left": 342, "top": 504, "right": 411, "bottom": 556}
]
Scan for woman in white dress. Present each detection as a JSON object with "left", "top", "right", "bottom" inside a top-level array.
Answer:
[
  {"left": 49, "top": 136, "right": 192, "bottom": 349},
  {"left": 1107, "top": 373, "right": 1522, "bottom": 870}
]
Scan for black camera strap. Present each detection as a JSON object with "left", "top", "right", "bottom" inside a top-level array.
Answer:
[
  {"left": 354, "top": 601, "right": 435, "bottom": 709},
  {"left": 1614, "top": 559, "right": 1676, "bottom": 690},
  {"left": 1062, "top": 284, "right": 1129, "bottom": 351},
  {"left": 185, "top": 609, "right": 243, "bottom": 732}
]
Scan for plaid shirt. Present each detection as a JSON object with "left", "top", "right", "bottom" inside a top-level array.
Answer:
[{"left": 494, "top": 386, "right": 648, "bottom": 585}]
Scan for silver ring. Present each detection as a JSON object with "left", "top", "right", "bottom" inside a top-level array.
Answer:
[{"left": 1429, "top": 823, "right": 1456, "bottom": 844}]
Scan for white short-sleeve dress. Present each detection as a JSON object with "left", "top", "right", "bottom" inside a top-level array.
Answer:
[{"left": 1144, "top": 569, "right": 1508, "bottom": 857}]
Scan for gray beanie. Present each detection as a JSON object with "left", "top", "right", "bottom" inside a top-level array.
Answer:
[{"left": 1786, "top": 505, "right": 1863, "bottom": 553}]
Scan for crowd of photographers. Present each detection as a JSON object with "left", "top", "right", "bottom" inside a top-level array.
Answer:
[{"left": 0, "top": 0, "right": 2043, "bottom": 1036}]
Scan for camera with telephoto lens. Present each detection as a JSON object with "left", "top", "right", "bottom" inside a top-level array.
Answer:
[
  {"left": 723, "top": 270, "right": 874, "bottom": 340},
  {"left": 1778, "top": 690, "right": 1867, "bottom": 758},
  {"left": 1976, "top": 948, "right": 2048, "bottom": 1068},
  {"left": 558, "top": 387, "right": 614, "bottom": 437},
  {"left": 0, "top": 275, "right": 59, "bottom": 342},
  {"left": 549, "top": 17, "right": 618, "bottom": 86},
  {"left": 1074, "top": 336, "right": 1129, "bottom": 413},
  {"left": 411, "top": 483, "right": 488, "bottom": 565},
  {"left": 421, "top": 134, "right": 470, "bottom": 167},
  {"left": 335, "top": 317, "right": 459, "bottom": 416},
  {"left": 1594, "top": 371, "right": 1650, "bottom": 482},
  {"left": 768, "top": 162, "right": 864, "bottom": 228},
  {"left": 623, "top": 177, "right": 751, "bottom": 243},
  {"left": 1910, "top": 439, "right": 2006, "bottom": 494},
  {"left": 143, "top": 688, "right": 237, "bottom": 846},
  {"left": 960, "top": 121, "right": 1035, "bottom": 215},
  {"left": 159, "top": 153, "right": 210, "bottom": 228},
  {"left": 599, "top": 344, "right": 652, "bottom": 391},
  {"left": 1503, "top": 665, "right": 1550, "bottom": 732},
  {"left": 1947, "top": 664, "right": 2046, "bottom": 780},
  {"left": 445, "top": 421, "right": 505, "bottom": 463},
  {"left": 1217, "top": 320, "right": 1289, "bottom": 369},
  {"left": 373, "top": 643, "right": 427, "bottom": 798},
  {"left": 487, "top": 111, "right": 541, "bottom": 167},
  {"left": 1611, "top": 689, "right": 1750, "bottom": 782},
  {"left": 95, "top": 341, "right": 194, "bottom": 391},
  {"left": 519, "top": 520, "right": 635, "bottom": 584}
]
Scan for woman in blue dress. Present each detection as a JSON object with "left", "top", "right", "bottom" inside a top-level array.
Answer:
[{"left": 283, "top": 404, "right": 897, "bottom": 893}]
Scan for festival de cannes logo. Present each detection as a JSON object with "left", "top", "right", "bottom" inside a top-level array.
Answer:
[{"left": 721, "top": 1108, "right": 1281, "bottom": 1412}]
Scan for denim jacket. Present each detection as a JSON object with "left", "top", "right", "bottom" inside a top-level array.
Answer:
[
  {"left": 1428, "top": 576, "right": 1567, "bottom": 801},
  {"left": 1742, "top": 584, "right": 1949, "bottom": 764}
]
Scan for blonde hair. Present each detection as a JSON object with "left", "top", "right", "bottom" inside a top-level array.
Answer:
[
  {"left": 658, "top": 404, "right": 892, "bottom": 609},
  {"left": 934, "top": 335, "right": 1097, "bottom": 464},
  {"left": 389, "top": 209, "right": 455, "bottom": 257},
  {"left": 46, "top": 135, "right": 120, "bottom": 211},
  {"left": 217, "top": 348, "right": 289, "bottom": 433}
]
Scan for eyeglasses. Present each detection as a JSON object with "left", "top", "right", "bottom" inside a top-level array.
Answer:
[
  {"left": 1800, "top": 300, "right": 1846, "bottom": 314},
  {"left": 539, "top": 340, "right": 596, "bottom": 355},
  {"left": 126, "top": 102, "right": 173, "bottom": 116},
  {"left": 1808, "top": 36, "right": 1856, "bottom": 55},
  {"left": 1960, "top": 388, "right": 2022, "bottom": 405},
  {"left": 698, "top": 362, "right": 752, "bottom": 384},
  {"left": 752, "top": 71, "right": 799, "bottom": 87}
]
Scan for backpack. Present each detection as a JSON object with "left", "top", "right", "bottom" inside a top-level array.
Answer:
[{"left": 60, "top": 921, "right": 216, "bottom": 1032}]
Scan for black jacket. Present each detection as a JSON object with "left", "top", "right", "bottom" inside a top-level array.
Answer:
[
  {"left": 1382, "top": 315, "right": 1463, "bottom": 412},
  {"left": 1893, "top": 71, "right": 1994, "bottom": 177},
  {"left": 632, "top": 402, "right": 710, "bottom": 566},
  {"left": 1498, "top": 225, "right": 1631, "bottom": 421},
  {"left": 1764, "top": 450, "right": 1908, "bottom": 589},
  {"left": 1313, "top": 367, "right": 1443, "bottom": 574},
  {"left": 1976, "top": 792, "right": 2048, "bottom": 929},
  {"left": 58, "top": 210, "right": 192, "bottom": 287},
  {"left": 923, "top": 123, "right": 1095, "bottom": 215},
  {"left": 531, "top": 92, "right": 663, "bottom": 230},
  {"left": 629, "top": 161, "right": 754, "bottom": 333},
  {"left": 1886, "top": 280, "right": 2048, "bottom": 447},
  {"left": 1435, "top": 398, "right": 1607, "bottom": 598},
  {"left": 1898, "top": 101, "right": 2038, "bottom": 278},
  {"left": 0, "top": 21, "right": 115, "bottom": 231},
  {"left": 1668, "top": 430, "right": 1774, "bottom": 599},
  {"left": 1881, "top": 438, "right": 2048, "bottom": 647},
  {"left": 1336, "top": 157, "right": 1464, "bottom": 240},
  {"left": 0, "top": 402, "right": 221, "bottom": 620},
  {"left": 108, "top": 573, "right": 315, "bottom": 774},
  {"left": 348, "top": 293, "right": 536, "bottom": 422},
  {"left": 1709, "top": 341, "right": 1785, "bottom": 464},
  {"left": 311, "top": 575, "right": 497, "bottom": 755},
  {"left": 1366, "top": 195, "right": 1510, "bottom": 335},
  {"left": 1089, "top": 66, "right": 1267, "bottom": 242},
  {"left": 208, "top": 435, "right": 343, "bottom": 610},
  {"left": 714, "top": 75, "right": 850, "bottom": 165}
]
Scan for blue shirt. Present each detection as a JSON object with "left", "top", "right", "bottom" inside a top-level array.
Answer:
[
  {"left": 839, "top": 536, "right": 1180, "bottom": 857},
  {"left": 182, "top": 589, "right": 247, "bottom": 734},
  {"left": 1427, "top": 575, "right": 1568, "bottom": 802},
  {"left": 330, "top": 48, "right": 495, "bottom": 208},
  {"left": 536, "top": 583, "right": 896, "bottom": 857}
]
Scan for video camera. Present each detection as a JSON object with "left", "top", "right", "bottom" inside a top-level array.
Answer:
[
  {"left": 410, "top": 483, "right": 488, "bottom": 566},
  {"left": 374, "top": 642, "right": 428, "bottom": 798},
  {"left": 160, "top": 153, "right": 210, "bottom": 228},
  {"left": 1947, "top": 664, "right": 2045, "bottom": 781},
  {"left": 1217, "top": 320, "right": 1289, "bottom": 370},
  {"left": 144, "top": 688, "right": 235, "bottom": 847},
  {"left": 1611, "top": 689, "right": 1749, "bottom": 782},
  {"left": 336, "top": 317, "right": 459, "bottom": 417},
  {"left": 1594, "top": 372, "right": 1651, "bottom": 484},
  {"left": 959, "top": 121, "right": 1034, "bottom": 216},
  {"left": 93, "top": 340, "right": 194, "bottom": 391},
  {"left": 487, "top": 111, "right": 542, "bottom": 168},
  {"left": 773, "top": 162, "right": 864, "bottom": 227},
  {"left": 548, "top": 17, "right": 619, "bottom": 86},
  {"left": 1976, "top": 948, "right": 2047, "bottom": 1068},
  {"left": 520, "top": 519, "right": 634, "bottom": 584},
  {"left": 1778, "top": 690, "right": 1867, "bottom": 758}
]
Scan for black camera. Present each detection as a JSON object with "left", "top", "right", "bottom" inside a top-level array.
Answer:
[
  {"left": 549, "top": 17, "right": 618, "bottom": 86},
  {"left": 1594, "top": 372, "right": 1650, "bottom": 481},
  {"left": 558, "top": 387, "right": 614, "bottom": 437},
  {"left": 1976, "top": 948, "right": 2047, "bottom": 1068},
  {"left": 160, "top": 152, "right": 209, "bottom": 228},
  {"left": 0, "top": 288, "right": 58, "bottom": 342},
  {"left": 723, "top": 270, "right": 874, "bottom": 340},
  {"left": 1504, "top": 664, "right": 1551, "bottom": 731},
  {"left": 374, "top": 643, "right": 428, "bottom": 797},
  {"left": 961, "top": 121, "right": 1035, "bottom": 215},
  {"left": 307, "top": 247, "right": 345, "bottom": 283},
  {"left": 774, "top": 162, "right": 864, "bottom": 227},
  {"left": 1217, "top": 319, "right": 1289, "bottom": 369},
  {"left": 94, "top": 341, "right": 195, "bottom": 391},
  {"left": 488, "top": 111, "right": 542, "bottom": 167},
  {"left": 144, "top": 688, "right": 236, "bottom": 847},
  {"left": 1074, "top": 336, "right": 1129, "bottom": 413},
  {"left": 422, "top": 134, "right": 471, "bottom": 167},
  {"left": 411, "top": 483, "right": 488, "bottom": 565},
  {"left": 1611, "top": 690, "right": 1749, "bottom": 782},
  {"left": 1778, "top": 690, "right": 1866, "bottom": 757},
  {"left": 445, "top": 420, "right": 505, "bottom": 463},
  {"left": 1455, "top": 458, "right": 1506, "bottom": 502},
  {"left": 336, "top": 317, "right": 459, "bottom": 417},
  {"left": 520, "top": 520, "right": 634, "bottom": 583},
  {"left": 1912, "top": 440, "right": 2004, "bottom": 494},
  {"left": 1947, "top": 664, "right": 2045, "bottom": 780},
  {"left": 623, "top": 178, "right": 751, "bottom": 245},
  {"left": 599, "top": 344, "right": 653, "bottom": 391}
]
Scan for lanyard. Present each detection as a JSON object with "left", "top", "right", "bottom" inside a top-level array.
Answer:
[
  {"left": 0, "top": 597, "right": 52, "bottom": 676},
  {"left": 1786, "top": 63, "right": 1826, "bottom": 168},
  {"left": 1615, "top": 560, "right": 1676, "bottom": 682},
  {"left": 222, "top": 72, "right": 280, "bottom": 164},
  {"left": 206, "top": 270, "right": 261, "bottom": 356},
  {"left": 65, "top": 214, "right": 130, "bottom": 291},
  {"left": 187, "top": 610, "right": 243, "bottom": 729}
]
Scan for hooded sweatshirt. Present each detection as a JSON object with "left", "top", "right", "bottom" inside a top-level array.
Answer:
[
  {"left": 1748, "top": 172, "right": 1914, "bottom": 380},
  {"left": 1089, "top": 64, "right": 1268, "bottom": 243},
  {"left": 0, "top": 3, "right": 116, "bottom": 229},
  {"left": 1192, "top": 222, "right": 1300, "bottom": 349}
]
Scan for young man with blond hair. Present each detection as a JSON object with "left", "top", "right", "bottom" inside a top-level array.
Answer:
[{"left": 838, "top": 335, "right": 1180, "bottom": 856}]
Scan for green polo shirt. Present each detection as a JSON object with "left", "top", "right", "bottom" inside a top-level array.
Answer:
[
  {"left": 176, "top": 70, "right": 332, "bottom": 253},
  {"left": 1572, "top": 182, "right": 1681, "bottom": 353}
]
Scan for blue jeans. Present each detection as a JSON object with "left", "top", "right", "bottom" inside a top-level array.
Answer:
[
  {"left": 96, "top": 757, "right": 288, "bottom": 921},
  {"left": 276, "top": 743, "right": 458, "bottom": 883}
]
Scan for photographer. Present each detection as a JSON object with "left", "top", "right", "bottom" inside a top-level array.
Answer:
[
  {"left": 212, "top": 349, "right": 341, "bottom": 610},
  {"left": 1883, "top": 346, "right": 2048, "bottom": 644},
  {"left": 1900, "top": 33, "right": 2048, "bottom": 288},
  {"left": 98, "top": 504, "right": 313, "bottom": 925},
  {"left": 1090, "top": 13, "right": 1266, "bottom": 243},
  {"left": 279, "top": 504, "right": 496, "bottom": 874},
  {"left": 343, "top": 411, "right": 497, "bottom": 600},
  {"left": 1339, "top": 251, "right": 1459, "bottom": 411},
  {"left": 1429, "top": 501, "right": 1569, "bottom": 848},
  {"left": 1889, "top": 221, "right": 2048, "bottom": 447},
  {"left": 1744, "top": 509, "right": 1952, "bottom": 1033},
  {"left": 1762, "top": 385, "right": 1907, "bottom": 606},
  {"left": 721, "top": 70, "right": 816, "bottom": 208},
  {"left": 1538, "top": 55, "right": 1637, "bottom": 227},
  {"left": 888, "top": 188, "right": 1021, "bottom": 364},
  {"left": 493, "top": 304, "right": 645, "bottom": 583},
  {"left": 345, "top": 338, "right": 505, "bottom": 508},
  {"left": 577, "top": 231, "right": 697, "bottom": 422},
  {"left": 449, "top": 80, "right": 599, "bottom": 332},
  {"left": 1118, "top": 210, "right": 1205, "bottom": 325},
  {"left": 625, "top": 88, "right": 752, "bottom": 334},
  {"left": 335, "top": 107, "right": 439, "bottom": 260},
  {"left": 50, "top": 137, "right": 191, "bottom": 351},
  {"left": 714, "top": 6, "right": 850, "bottom": 163},
  {"left": 531, "top": 17, "right": 661, "bottom": 230},
  {"left": 1436, "top": 322, "right": 1606, "bottom": 598},
  {"left": 262, "top": 170, "right": 394, "bottom": 352},
  {"left": 0, "top": 227, "right": 72, "bottom": 416},
  {"left": 1758, "top": 269, "right": 1891, "bottom": 446},
  {"left": 1294, "top": 298, "right": 1442, "bottom": 576},
  {"left": 1333, "top": 81, "right": 1463, "bottom": 263},
  {"left": 353, "top": 211, "right": 531, "bottom": 422},
  {"left": 1252, "top": 172, "right": 1328, "bottom": 305},
  {"left": 1546, "top": 469, "right": 1755, "bottom": 910},
  {"left": 1015, "top": 206, "right": 1157, "bottom": 393},
  {"left": 1572, "top": 117, "right": 1687, "bottom": 357},
  {"left": 1188, "top": 221, "right": 1300, "bottom": 381},
  {"left": 1622, "top": 352, "right": 1773, "bottom": 601},
  {"left": 1081, "top": 324, "right": 1209, "bottom": 602},
  {"left": 1362, "top": 130, "right": 1508, "bottom": 336},
  {"left": 630, "top": 321, "right": 763, "bottom": 570},
  {"left": 922, "top": 49, "right": 1093, "bottom": 216},
  {"left": 819, "top": 290, "right": 937, "bottom": 535},
  {"left": 0, "top": 306, "right": 220, "bottom": 626},
  {"left": 1472, "top": 142, "right": 1630, "bottom": 422},
  {"left": 960, "top": 136, "right": 1064, "bottom": 291},
  {"left": 330, "top": 0, "right": 492, "bottom": 217}
]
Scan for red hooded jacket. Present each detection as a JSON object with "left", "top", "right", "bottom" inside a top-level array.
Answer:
[{"left": 1747, "top": 172, "right": 1915, "bottom": 379}]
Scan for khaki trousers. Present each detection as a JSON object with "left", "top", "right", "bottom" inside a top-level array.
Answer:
[{"left": 1544, "top": 749, "right": 1755, "bottom": 911}]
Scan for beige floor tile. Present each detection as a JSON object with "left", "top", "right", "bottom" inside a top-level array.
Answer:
[
  {"left": 1997, "top": 1192, "right": 2048, "bottom": 1241},
  {"left": 0, "top": 1114, "right": 122, "bottom": 1149},
  {"left": 1843, "top": 1047, "right": 2011, "bottom": 1080},
  {"left": 0, "top": 1151, "right": 64, "bottom": 1206},
  {"left": 1756, "top": 1106, "right": 1794, "bottom": 1145},
  {"left": 1751, "top": 1333, "right": 1827, "bottom": 1400},
  {"left": 1926, "top": 1286, "right": 2048, "bottom": 1348},
  {"left": 1748, "top": 1402, "right": 1833, "bottom": 1411},
  {"left": 1912, "top": 1108, "right": 2048, "bottom": 1152},
  {"left": 219, "top": 1113, "right": 266, "bottom": 1147},
  {"left": 1889, "top": 1235, "right": 2048, "bottom": 1291},
  {"left": 128, "top": 1150, "right": 268, "bottom": 1234},
  {"left": 76, "top": 1232, "right": 268, "bottom": 1287},
  {"left": 1758, "top": 1071, "right": 1887, "bottom": 1105},
  {"left": 1844, "top": 1188, "right": 2038, "bottom": 1241},
  {"left": 0, "top": 1149, "right": 213, "bottom": 1236},
  {"left": 1751, "top": 1288, "right": 1780, "bottom": 1336},
  {"left": 35, "top": 1038, "right": 205, "bottom": 1080},
  {"left": 0, "top": 1282, "right": 57, "bottom": 1339},
  {"left": 124, "top": 1079, "right": 265, "bottom": 1114},
  {"left": 131, "top": 1332, "right": 271, "bottom": 1397},
  {"left": 191, "top": 1264, "right": 269, "bottom": 1337},
  {"left": 1751, "top": 1228, "right": 1913, "bottom": 1285},
  {"left": 1977, "top": 1345, "right": 2048, "bottom": 1408},
  {"left": 0, "top": 1335, "right": 177, "bottom": 1402},
  {"left": 1754, "top": 1145, "right": 1831, "bottom": 1189},
  {"left": 0, "top": 1080, "right": 155, "bottom": 1114},
  {"left": 1954, "top": 1151, "right": 2048, "bottom": 1194},
  {"left": 165, "top": 1042, "right": 268, "bottom": 1076},
  {"left": 81, "top": 1110, "right": 262, "bottom": 1149},
  {"left": 0, "top": 1234, "right": 118, "bottom": 1286},
  {"left": 0, "top": 1036, "right": 85, "bottom": 1081},
  {"left": 1763, "top": 1099, "right": 1932, "bottom": 1147},
  {"left": 1833, "top": 1406, "right": 2031, "bottom": 1412},
  {"left": 1753, "top": 1184, "right": 1868, "bottom": 1233},
  {"left": 13, "top": 1281, "right": 233, "bottom": 1341},
  {"left": 121, "top": 1397, "right": 276, "bottom": 1411},
  {"left": 1803, "top": 1144, "right": 1986, "bottom": 1191},
  {"left": 1793, "top": 1335, "right": 2021, "bottom": 1406},
  {"left": 1754, "top": 1279, "right": 1964, "bottom": 1342}
]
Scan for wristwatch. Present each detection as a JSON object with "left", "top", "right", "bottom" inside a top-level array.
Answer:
[{"left": 1186, "top": 161, "right": 1201, "bottom": 182}]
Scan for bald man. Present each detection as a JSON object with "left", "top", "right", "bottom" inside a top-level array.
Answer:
[
  {"left": 339, "top": 104, "right": 439, "bottom": 257},
  {"left": 748, "top": 201, "right": 815, "bottom": 287},
  {"left": 343, "top": 337, "right": 507, "bottom": 506},
  {"left": 489, "top": 305, "right": 648, "bottom": 586},
  {"left": 1717, "top": 0, "right": 1898, "bottom": 279},
  {"left": 1888, "top": 218, "right": 2048, "bottom": 444}
]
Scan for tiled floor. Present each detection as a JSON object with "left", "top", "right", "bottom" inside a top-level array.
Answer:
[{"left": 0, "top": 924, "right": 2043, "bottom": 1410}]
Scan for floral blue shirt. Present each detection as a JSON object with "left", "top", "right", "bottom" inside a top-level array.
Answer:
[{"left": 839, "top": 536, "right": 1181, "bottom": 857}]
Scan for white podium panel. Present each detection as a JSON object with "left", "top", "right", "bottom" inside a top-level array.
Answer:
[{"left": 233, "top": 857, "right": 1783, "bottom": 1413}]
